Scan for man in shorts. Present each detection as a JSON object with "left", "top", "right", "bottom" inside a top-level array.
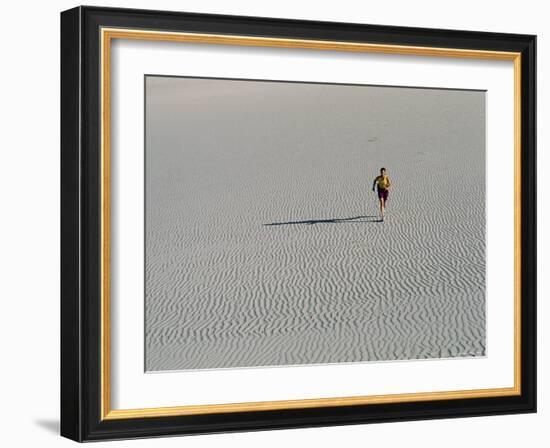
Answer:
[{"left": 372, "top": 167, "right": 391, "bottom": 221}]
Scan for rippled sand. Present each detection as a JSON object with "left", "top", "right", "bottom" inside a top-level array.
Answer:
[{"left": 145, "top": 77, "right": 486, "bottom": 371}]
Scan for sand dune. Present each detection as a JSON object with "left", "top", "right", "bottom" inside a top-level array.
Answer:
[{"left": 145, "top": 77, "right": 486, "bottom": 371}]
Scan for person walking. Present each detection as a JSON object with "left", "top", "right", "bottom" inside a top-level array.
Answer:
[{"left": 372, "top": 167, "right": 391, "bottom": 221}]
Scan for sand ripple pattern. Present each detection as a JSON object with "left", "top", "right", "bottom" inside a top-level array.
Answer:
[{"left": 145, "top": 78, "right": 486, "bottom": 371}]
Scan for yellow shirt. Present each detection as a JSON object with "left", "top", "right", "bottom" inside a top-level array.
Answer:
[{"left": 377, "top": 175, "right": 390, "bottom": 190}]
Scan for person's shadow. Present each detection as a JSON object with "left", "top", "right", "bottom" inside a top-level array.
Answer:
[{"left": 263, "top": 215, "right": 381, "bottom": 226}]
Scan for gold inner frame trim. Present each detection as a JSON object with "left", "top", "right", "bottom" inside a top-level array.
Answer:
[{"left": 100, "top": 27, "right": 522, "bottom": 420}]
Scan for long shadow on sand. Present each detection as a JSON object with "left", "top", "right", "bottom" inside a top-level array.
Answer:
[{"left": 264, "top": 215, "right": 381, "bottom": 226}]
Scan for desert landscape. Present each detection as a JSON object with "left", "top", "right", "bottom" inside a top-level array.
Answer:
[{"left": 144, "top": 76, "right": 486, "bottom": 371}]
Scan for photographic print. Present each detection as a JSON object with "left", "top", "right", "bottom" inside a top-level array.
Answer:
[
  {"left": 144, "top": 76, "right": 486, "bottom": 371},
  {"left": 61, "top": 8, "right": 536, "bottom": 440}
]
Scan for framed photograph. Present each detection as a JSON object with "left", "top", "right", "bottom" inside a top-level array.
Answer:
[{"left": 60, "top": 6, "right": 536, "bottom": 442}]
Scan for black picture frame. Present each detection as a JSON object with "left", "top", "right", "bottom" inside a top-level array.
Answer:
[{"left": 61, "top": 5, "right": 536, "bottom": 442}]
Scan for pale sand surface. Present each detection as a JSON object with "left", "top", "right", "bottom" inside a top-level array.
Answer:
[{"left": 145, "top": 77, "right": 486, "bottom": 371}]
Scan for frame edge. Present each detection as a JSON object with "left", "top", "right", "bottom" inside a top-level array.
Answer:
[
  {"left": 519, "top": 33, "right": 537, "bottom": 414},
  {"left": 61, "top": 5, "right": 84, "bottom": 443}
]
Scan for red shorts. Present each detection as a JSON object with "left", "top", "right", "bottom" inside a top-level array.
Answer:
[{"left": 377, "top": 189, "right": 389, "bottom": 201}]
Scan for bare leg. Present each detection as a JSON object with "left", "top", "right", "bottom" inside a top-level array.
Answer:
[{"left": 379, "top": 198, "right": 385, "bottom": 220}]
